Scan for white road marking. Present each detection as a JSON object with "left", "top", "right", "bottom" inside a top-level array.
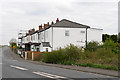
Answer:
[
  {"left": 12, "top": 60, "right": 18, "bottom": 61},
  {"left": 10, "top": 65, "right": 28, "bottom": 71},
  {"left": 33, "top": 71, "right": 66, "bottom": 79},
  {"left": 40, "top": 72, "right": 66, "bottom": 78},
  {"left": 33, "top": 72, "right": 55, "bottom": 78},
  {"left": 0, "top": 63, "right": 2, "bottom": 64}
]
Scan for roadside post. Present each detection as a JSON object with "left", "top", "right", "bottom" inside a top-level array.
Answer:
[
  {"left": 32, "top": 52, "right": 34, "bottom": 60},
  {"left": 25, "top": 52, "right": 27, "bottom": 60}
]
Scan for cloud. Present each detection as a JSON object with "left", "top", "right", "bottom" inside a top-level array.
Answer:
[{"left": 0, "top": 0, "right": 118, "bottom": 45}]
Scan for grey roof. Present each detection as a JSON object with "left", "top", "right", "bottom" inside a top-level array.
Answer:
[{"left": 51, "top": 19, "right": 90, "bottom": 28}]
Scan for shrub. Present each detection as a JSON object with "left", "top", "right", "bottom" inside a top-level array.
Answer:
[
  {"left": 103, "top": 38, "right": 116, "bottom": 49},
  {"left": 64, "top": 44, "right": 81, "bottom": 61},
  {"left": 43, "top": 44, "right": 82, "bottom": 64},
  {"left": 85, "top": 41, "right": 99, "bottom": 52},
  {"left": 43, "top": 48, "right": 66, "bottom": 63},
  {"left": 42, "top": 42, "right": 118, "bottom": 70},
  {"left": 101, "top": 38, "right": 118, "bottom": 54},
  {"left": 78, "top": 48, "right": 118, "bottom": 68}
]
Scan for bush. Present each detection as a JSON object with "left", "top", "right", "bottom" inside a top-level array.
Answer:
[
  {"left": 102, "top": 39, "right": 116, "bottom": 49},
  {"left": 85, "top": 41, "right": 99, "bottom": 52},
  {"left": 78, "top": 48, "right": 118, "bottom": 68},
  {"left": 43, "top": 44, "right": 82, "bottom": 64},
  {"left": 43, "top": 48, "right": 66, "bottom": 63},
  {"left": 41, "top": 41, "right": 118, "bottom": 70},
  {"left": 101, "top": 38, "right": 118, "bottom": 54}
]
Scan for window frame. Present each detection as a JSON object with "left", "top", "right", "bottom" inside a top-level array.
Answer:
[{"left": 65, "top": 30, "right": 70, "bottom": 36}]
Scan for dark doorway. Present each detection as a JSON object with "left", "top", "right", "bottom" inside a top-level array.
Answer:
[{"left": 25, "top": 44, "right": 31, "bottom": 51}]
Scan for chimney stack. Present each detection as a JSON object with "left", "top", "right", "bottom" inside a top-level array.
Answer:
[
  {"left": 28, "top": 30, "right": 31, "bottom": 34},
  {"left": 44, "top": 24, "right": 48, "bottom": 29},
  {"left": 56, "top": 18, "right": 59, "bottom": 23},
  {"left": 47, "top": 22, "right": 49, "bottom": 26},
  {"left": 32, "top": 28, "right": 35, "bottom": 32},
  {"left": 39, "top": 24, "right": 42, "bottom": 30},
  {"left": 51, "top": 21, "right": 54, "bottom": 25},
  {"left": 44, "top": 24, "right": 45, "bottom": 29}
]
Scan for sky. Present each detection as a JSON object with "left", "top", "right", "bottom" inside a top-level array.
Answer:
[{"left": 0, "top": 0, "right": 119, "bottom": 45}]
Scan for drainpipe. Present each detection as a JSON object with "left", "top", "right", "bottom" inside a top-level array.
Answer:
[
  {"left": 25, "top": 52, "right": 27, "bottom": 60},
  {"left": 52, "top": 26, "right": 53, "bottom": 50},
  {"left": 86, "top": 27, "right": 88, "bottom": 48},
  {"left": 44, "top": 24, "right": 45, "bottom": 42}
]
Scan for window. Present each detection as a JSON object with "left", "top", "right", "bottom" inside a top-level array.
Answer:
[
  {"left": 80, "top": 31, "right": 85, "bottom": 33},
  {"left": 31, "top": 36, "right": 32, "bottom": 41},
  {"left": 65, "top": 30, "right": 69, "bottom": 36},
  {"left": 38, "top": 33, "right": 40, "bottom": 40},
  {"left": 33, "top": 35, "right": 35, "bottom": 40},
  {"left": 46, "top": 48, "right": 48, "bottom": 52},
  {"left": 27, "top": 37, "right": 29, "bottom": 41},
  {"left": 34, "top": 35, "right": 35, "bottom": 40}
]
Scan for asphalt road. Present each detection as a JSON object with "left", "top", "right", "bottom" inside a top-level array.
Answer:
[
  {"left": 0, "top": 47, "right": 2, "bottom": 79},
  {"left": 1, "top": 46, "right": 118, "bottom": 80}
]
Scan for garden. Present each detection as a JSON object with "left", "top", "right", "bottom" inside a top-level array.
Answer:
[{"left": 41, "top": 39, "right": 119, "bottom": 70}]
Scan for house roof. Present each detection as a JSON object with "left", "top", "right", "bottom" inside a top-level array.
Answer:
[
  {"left": 23, "top": 19, "right": 91, "bottom": 38},
  {"left": 51, "top": 19, "right": 90, "bottom": 28}
]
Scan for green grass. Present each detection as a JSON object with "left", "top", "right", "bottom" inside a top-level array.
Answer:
[
  {"left": 59, "top": 60, "right": 118, "bottom": 71},
  {"left": 75, "top": 63, "right": 119, "bottom": 71}
]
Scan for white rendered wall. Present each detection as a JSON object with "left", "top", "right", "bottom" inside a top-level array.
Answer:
[
  {"left": 52, "top": 27, "right": 86, "bottom": 50},
  {"left": 52, "top": 27, "right": 103, "bottom": 50},
  {"left": 42, "top": 47, "right": 52, "bottom": 52},
  {"left": 31, "top": 33, "right": 38, "bottom": 43},
  {"left": 31, "top": 45, "right": 34, "bottom": 51},
  {"left": 39, "top": 45, "right": 43, "bottom": 52},
  {"left": 45, "top": 28, "right": 52, "bottom": 47},
  {"left": 40, "top": 31, "right": 44, "bottom": 42},
  {"left": 87, "top": 28, "right": 103, "bottom": 42}
]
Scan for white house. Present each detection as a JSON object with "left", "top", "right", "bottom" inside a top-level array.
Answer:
[{"left": 20, "top": 18, "right": 103, "bottom": 52}]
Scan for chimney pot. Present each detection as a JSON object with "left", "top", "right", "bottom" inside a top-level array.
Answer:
[
  {"left": 32, "top": 28, "right": 35, "bottom": 32},
  {"left": 56, "top": 18, "right": 59, "bottom": 23},
  {"left": 51, "top": 21, "right": 54, "bottom": 25},
  {"left": 47, "top": 22, "right": 49, "bottom": 26},
  {"left": 44, "top": 24, "right": 46, "bottom": 29},
  {"left": 39, "top": 24, "right": 42, "bottom": 30}
]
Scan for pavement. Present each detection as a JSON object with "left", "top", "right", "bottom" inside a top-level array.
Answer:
[
  {"left": 0, "top": 47, "right": 2, "bottom": 79},
  {"left": 1, "top": 46, "right": 119, "bottom": 80},
  {"left": 28, "top": 61, "right": 119, "bottom": 77}
]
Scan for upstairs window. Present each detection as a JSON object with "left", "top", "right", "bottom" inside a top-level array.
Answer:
[
  {"left": 38, "top": 33, "right": 40, "bottom": 40},
  {"left": 27, "top": 37, "right": 28, "bottom": 41},
  {"left": 31, "top": 36, "right": 32, "bottom": 41},
  {"left": 33, "top": 35, "right": 35, "bottom": 40},
  {"left": 80, "top": 31, "right": 85, "bottom": 34},
  {"left": 65, "top": 30, "right": 69, "bottom": 36}
]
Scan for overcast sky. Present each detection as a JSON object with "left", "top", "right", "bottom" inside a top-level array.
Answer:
[{"left": 0, "top": 0, "right": 119, "bottom": 45}]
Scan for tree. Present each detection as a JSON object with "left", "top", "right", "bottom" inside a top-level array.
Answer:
[
  {"left": 118, "top": 32, "right": 120, "bottom": 43},
  {"left": 111, "top": 35, "right": 117, "bottom": 43},
  {"left": 102, "top": 34, "right": 118, "bottom": 43},
  {"left": 9, "top": 38, "right": 17, "bottom": 48},
  {"left": 102, "top": 34, "right": 110, "bottom": 42}
]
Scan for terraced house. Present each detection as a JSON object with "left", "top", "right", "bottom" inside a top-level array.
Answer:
[{"left": 18, "top": 18, "right": 103, "bottom": 52}]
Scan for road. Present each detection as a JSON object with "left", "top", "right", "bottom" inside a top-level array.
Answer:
[{"left": 1, "top": 46, "right": 118, "bottom": 80}]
